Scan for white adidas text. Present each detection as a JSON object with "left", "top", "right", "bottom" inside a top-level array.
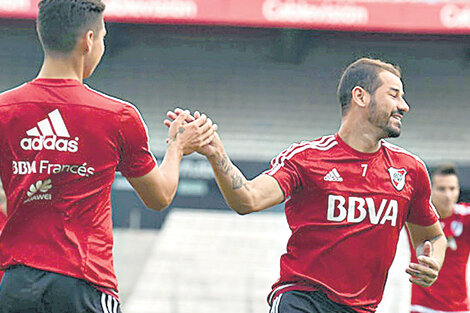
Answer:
[
  {"left": 20, "top": 109, "right": 79, "bottom": 153},
  {"left": 20, "top": 136, "right": 79, "bottom": 153},
  {"left": 327, "top": 195, "right": 398, "bottom": 226}
]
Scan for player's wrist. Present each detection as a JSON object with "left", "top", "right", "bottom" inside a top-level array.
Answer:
[
  {"left": 206, "top": 148, "right": 225, "bottom": 162},
  {"left": 167, "top": 139, "right": 185, "bottom": 158}
]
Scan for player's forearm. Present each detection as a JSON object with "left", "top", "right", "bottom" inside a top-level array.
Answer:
[
  {"left": 415, "top": 233, "right": 447, "bottom": 270},
  {"left": 157, "top": 142, "right": 184, "bottom": 208},
  {"left": 207, "top": 151, "right": 255, "bottom": 214},
  {"left": 427, "top": 234, "right": 447, "bottom": 269}
]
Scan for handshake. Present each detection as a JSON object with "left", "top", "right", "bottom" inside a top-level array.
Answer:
[{"left": 163, "top": 107, "right": 222, "bottom": 158}]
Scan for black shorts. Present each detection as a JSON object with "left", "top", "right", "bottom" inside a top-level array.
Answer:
[
  {"left": 270, "top": 290, "right": 357, "bottom": 313},
  {"left": 0, "top": 265, "right": 122, "bottom": 313}
]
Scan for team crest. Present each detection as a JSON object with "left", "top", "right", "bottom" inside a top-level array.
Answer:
[
  {"left": 451, "top": 220, "right": 463, "bottom": 237},
  {"left": 387, "top": 167, "right": 407, "bottom": 191}
]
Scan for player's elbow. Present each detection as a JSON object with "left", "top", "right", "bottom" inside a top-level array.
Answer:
[
  {"left": 228, "top": 200, "right": 257, "bottom": 215},
  {"left": 233, "top": 208, "right": 252, "bottom": 215},
  {"left": 143, "top": 196, "right": 172, "bottom": 212}
]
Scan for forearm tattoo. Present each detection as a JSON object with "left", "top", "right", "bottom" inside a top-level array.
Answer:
[{"left": 216, "top": 154, "right": 249, "bottom": 190}]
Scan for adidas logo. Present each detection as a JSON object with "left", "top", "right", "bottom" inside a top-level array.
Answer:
[
  {"left": 324, "top": 168, "right": 343, "bottom": 182},
  {"left": 20, "top": 109, "right": 79, "bottom": 153}
]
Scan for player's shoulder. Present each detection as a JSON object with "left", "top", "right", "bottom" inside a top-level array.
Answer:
[
  {"left": 268, "top": 135, "right": 337, "bottom": 173},
  {"left": 82, "top": 85, "right": 140, "bottom": 115},
  {"left": 381, "top": 140, "right": 426, "bottom": 169},
  {"left": 0, "top": 82, "right": 29, "bottom": 104},
  {"left": 454, "top": 203, "right": 470, "bottom": 217},
  {"left": 275, "top": 135, "right": 338, "bottom": 160}
]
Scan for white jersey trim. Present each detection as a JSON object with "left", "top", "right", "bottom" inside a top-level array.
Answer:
[
  {"left": 266, "top": 135, "right": 337, "bottom": 176},
  {"left": 454, "top": 203, "right": 470, "bottom": 216},
  {"left": 0, "top": 83, "right": 27, "bottom": 97},
  {"left": 84, "top": 85, "right": 157, "bottom": 164},
  {"left": 410, "top": 304, "right": 470, "bottom": 313}
]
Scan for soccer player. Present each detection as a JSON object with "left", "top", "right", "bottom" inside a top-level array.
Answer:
[
  {"left": 409, "top": 164, "right": 470, "bottom": 313},
  {"left": 167, "top": 57, "right": 447, "bottom": 312},
  {"left": 0, "top": 0, "right": 216, "bottom": 312}
]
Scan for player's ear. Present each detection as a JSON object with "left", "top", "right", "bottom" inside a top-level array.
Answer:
[
  {"left": 351, "top": 86, "right": 370, "bottom": 109},
  {"left": 82, "top": 30, "right": 94, "bottom": 55}
]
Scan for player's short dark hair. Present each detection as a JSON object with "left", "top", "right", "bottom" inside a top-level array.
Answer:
[
  {"left": 431, "top": 163, "right": 459, "bottom": 179},
  {"left": 37, "top": 0, "right": 106, "bottom": 54},
  {"left": 337, "top": 58, "right": 402, "bottom": 116}
]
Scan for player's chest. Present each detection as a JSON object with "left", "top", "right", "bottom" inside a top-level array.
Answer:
[
  {"left": 441, "top": 217, "right": 469, "bottom": 252},
  {"left": 303, "top": 158, "right": 413, "bottom": 199}
]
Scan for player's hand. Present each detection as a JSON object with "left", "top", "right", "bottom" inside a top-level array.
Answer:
[
  {"left": 166, "top": 109, "right": 217, "bottom": 155},
  {"left": 164, "top": 108, "right": 196, "bottom": 126},
  {"left": 406, "top": 241, "right": 440, "bottom": 287},
  {"left": 164, "top": 108, "right": 222, "bottom": 157}
]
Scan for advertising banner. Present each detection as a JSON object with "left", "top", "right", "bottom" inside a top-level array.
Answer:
[{"left": 1, "top": 0, "right": 470, "bottom": 34}]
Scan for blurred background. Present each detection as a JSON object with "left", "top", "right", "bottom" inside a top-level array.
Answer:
[{"left": 0, "top": 0, "right": 469, "bottom": 312}]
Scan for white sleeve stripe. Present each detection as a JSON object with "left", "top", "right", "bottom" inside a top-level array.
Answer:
[
  {"left": 267, "top": 140, "right": 337, "bottom": 176},
  {"left": 267, "top": 136, "right": 335, "bottom": 175},
  {"left": 454, "top": 204, "right": 470, "bottom": 215},
  {"left": 270, "top": 141, "right": 310, "bottom": 168},
  {"left": 270, "top": 135, "right": 334, "bottom": 168}
]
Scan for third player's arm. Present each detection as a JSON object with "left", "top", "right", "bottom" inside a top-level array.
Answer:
[
  {"left": 206, "top": 148, "right": 284, "bottom": 215},
  {"left": 406, "top": 221, "right": 447, "bottom": 287}
]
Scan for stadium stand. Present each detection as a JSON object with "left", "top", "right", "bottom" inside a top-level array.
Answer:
[
  {"left": 116, "top": 209, "right": 291, "bottom": 313},
  {"left": 0, "top": 21, "right": 469, "bottom": 163},
  {"left": 113, "top": 209, "right": 414, "bottom": 312}
]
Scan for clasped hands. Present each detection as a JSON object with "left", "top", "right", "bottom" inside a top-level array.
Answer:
[{"left": 164, "top": 108, "right": 221, "bottom": 157}]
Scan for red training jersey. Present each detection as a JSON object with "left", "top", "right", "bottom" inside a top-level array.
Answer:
[
  {"left": 0, "top": 207, "right": 5, "bottom": 283},
  {"left": 409, "top": 202, "right": 470, "bottom": 313},
  {"left": 0, "top": 206, "right": 6, "bottom": 231},
  {"left": 0, "top": 79, "right": 156, "bottom": 294},
  {"left": 265, "top": 134, "right": 438, "bottom": 312}
]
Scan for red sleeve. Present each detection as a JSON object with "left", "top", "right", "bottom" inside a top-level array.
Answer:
[
  {"left": 407, "top": 159, "right": 439, "bottom": 226},
  {"left": 0, "top": 208, "right": 6, "bottom": 231},
  {"left": 117, "top": 105, "right": 157, "bottom": 178},
  {"left": 263, "top": 143, "right": 303, "bottom": 199}
]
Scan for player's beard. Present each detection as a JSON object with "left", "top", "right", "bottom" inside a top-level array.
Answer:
[{"left": 368, "top": 97, "right": 402, "bottom": 138}]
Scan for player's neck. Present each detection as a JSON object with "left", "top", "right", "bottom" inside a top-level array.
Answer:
[
  {"left": 37, "top": 54, "right": 84, "bottom": 82},
  {"left": 338, "top": 120, "right": 381, "bottom": 154},
  {"left": 435, "top": 204, "right": 454, "bottom": 219}
]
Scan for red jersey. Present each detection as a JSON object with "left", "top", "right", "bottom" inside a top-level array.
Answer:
[
  {"left": 0, "top": 206, "right": 6, "bottom": 230},
  {"left": 409, "top": 202, "right": 470, "bottom": 313},
  {"left": 0, "top": 79, "right": 156, "bottom": 294},
  {"left": 265, "top": 134, "right": 438, "bottom": 312},
  {"left": 0, "top": 207, "right": 5, "bottom": 283}
]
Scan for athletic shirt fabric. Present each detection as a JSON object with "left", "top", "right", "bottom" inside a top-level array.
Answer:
[
  {"left": 265, "top": 134, "right": 439, "bottom": 312},
  {"left": 0, "top": 79, "right": 156, "bottom": 295}
]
